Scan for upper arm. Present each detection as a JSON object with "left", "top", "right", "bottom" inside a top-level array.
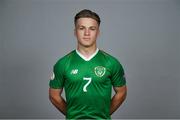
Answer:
[
  {"left": 49, "top": 88, "right": 63, "bottom": 99},
  {"left": 110, "top": 58, "right": 126, "bottom": 87},
  {"left": 113, "top": 85, "right": 127, "bottom": 96},
  {"left": 49, "top": 60, "right": 66, "bottom": 89}
]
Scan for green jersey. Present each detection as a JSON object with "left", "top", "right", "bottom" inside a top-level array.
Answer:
[{"left": 49, "top": 49, "right": 126, "bottom": 119}]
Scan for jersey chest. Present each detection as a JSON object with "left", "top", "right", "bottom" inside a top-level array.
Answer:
[{"left": 63, "top": 61, "right": 112, "bottom": 92}]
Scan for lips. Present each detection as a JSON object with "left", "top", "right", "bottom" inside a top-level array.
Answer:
[{"left": 83, "top": 38, "right": 90, "bottom": 40}]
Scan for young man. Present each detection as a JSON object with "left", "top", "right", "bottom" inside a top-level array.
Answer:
[{"left": 49, "top": 9, "right": 127, "bottom": 119}]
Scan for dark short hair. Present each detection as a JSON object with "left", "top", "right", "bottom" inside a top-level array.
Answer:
[{"left": 74, "top": 9, "right": 101, "bottom": 26}]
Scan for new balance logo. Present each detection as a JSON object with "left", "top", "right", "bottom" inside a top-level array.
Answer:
[{"left": 71, "top": 69, "right": 78, "bottom": 74}]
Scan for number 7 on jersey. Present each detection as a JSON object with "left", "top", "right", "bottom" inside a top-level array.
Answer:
[{"left": 83, "top": 77, "right": 92, "bottom": 92}]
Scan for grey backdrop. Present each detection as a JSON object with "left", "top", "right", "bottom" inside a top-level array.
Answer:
[{"left": 0, "top": 0, "right": 180, "bottom": 119}]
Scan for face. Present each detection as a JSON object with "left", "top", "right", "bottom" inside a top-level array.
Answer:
[{"left": 74, "top": 18, "right": 100, "bottom": 48}]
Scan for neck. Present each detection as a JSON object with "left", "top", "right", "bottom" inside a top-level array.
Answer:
[{"left": 77, "top": 45, "right": 97, "bottom": 59}]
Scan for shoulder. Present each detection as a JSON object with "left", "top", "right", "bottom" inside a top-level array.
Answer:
[
  {"left": 99, "top": 50, "right": 124, "bottom": 72},
  {"left": 54, "top": 50, "right": 75, "bottom": 68},
  {"left": 99, "top": 50, "right": 121, "bottom": 65}
]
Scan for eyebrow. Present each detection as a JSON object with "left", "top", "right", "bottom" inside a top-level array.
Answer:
[{"left": 77, "top": 25, "right": 97, "bottom": 28}]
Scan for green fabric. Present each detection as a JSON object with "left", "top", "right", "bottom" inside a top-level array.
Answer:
[{"left": 49, "top": 50, "right": 126, "bottom": 119}]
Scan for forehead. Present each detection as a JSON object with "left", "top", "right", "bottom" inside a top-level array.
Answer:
[{"left": 76, "top": 18, "right": 98, "bottom": 27}]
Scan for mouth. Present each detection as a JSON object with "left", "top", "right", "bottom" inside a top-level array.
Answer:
[{"left": 83, "top": 38, "right": 91, "bottom": 40}]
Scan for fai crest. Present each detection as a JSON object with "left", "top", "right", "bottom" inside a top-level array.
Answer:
[{"left": 94, "top": 66, "right": 106, "bottom": 77}]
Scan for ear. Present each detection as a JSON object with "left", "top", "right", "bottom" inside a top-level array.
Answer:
[
  {"left": 97, "top": 28, "right": 100, "bottom": 37},
  {"left": 74, "top": 28, "right": 76, "bottom": 37}
]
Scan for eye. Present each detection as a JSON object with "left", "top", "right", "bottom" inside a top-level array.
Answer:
[
  {"left": 90, "top": 27, "right": 96, "bottom": 31},
  {"left": 78, "top": 27, "right": 84, "bottom": 30}
]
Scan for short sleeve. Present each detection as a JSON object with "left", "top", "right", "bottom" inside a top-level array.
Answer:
[
  {"left": 111, "top": 59, "right": 126, "bottom": 87},
  {"left": 49, "top": 61, "right": 65, "bottom": 89}
]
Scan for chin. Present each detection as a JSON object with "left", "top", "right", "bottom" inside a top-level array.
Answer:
[
  {"left": 83, "top": 44, "right": 92, "bottom": 48},
  {"left": 80, "top": 43, "right": 93, "bottom": 48},
  {"left": 80, "top": 42, "right": 92, "bottom": 47},
  {"left": 78, "top": 41, "right": 95, "bottom": 48}
]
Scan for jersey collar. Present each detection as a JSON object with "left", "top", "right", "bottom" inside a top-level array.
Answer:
[{"left": 76, "top": 48, "right": 99, "bottom": 61}]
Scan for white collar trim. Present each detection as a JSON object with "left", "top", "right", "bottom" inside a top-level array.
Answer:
[{"left": 76, "top": 48, "right": 99, "bottom": 61}]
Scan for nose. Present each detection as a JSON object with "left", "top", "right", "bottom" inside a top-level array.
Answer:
[{"left": 84, "top": 29, "right": 90, "bottom": 36}]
